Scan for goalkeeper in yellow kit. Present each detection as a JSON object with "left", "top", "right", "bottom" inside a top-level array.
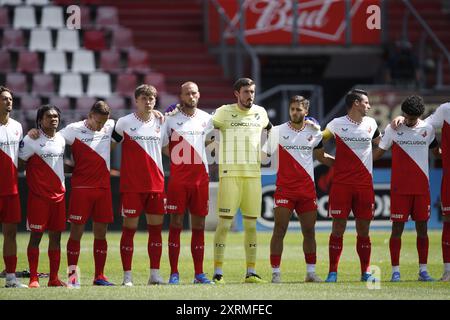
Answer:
[{"left": 212, "top": 78, "right": 272, "bottom": 284}]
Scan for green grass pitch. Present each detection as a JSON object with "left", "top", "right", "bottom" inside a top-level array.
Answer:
[{"left": 0, "top": 230, "right": 448, "bottom": 300}]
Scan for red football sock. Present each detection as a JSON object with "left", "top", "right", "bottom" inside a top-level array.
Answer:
[
  {"left": 94, "top": 239, "right": 107, "bottom": 278},
  {"left": 3, "top": 255, "right": 17, "bottom": 274},
  {"left": 27, "top": 246, "right": 39, "bottom": 281},
  {"left": 389, "top": 237, "right": 401, "bottom": 266},
  {"left": 48, "top": 249, "right": 61, "bottom": 281},
  {"left": 417, "top": 236, "right": 429, "bottom": 265},
  {"left": 120, "top": 227, "right": 136, "bottom": 272},
  {"left": 356, "top": 236, "right": 371, "bottom": 274},
  {"left": 443, "top": 222, "right": 450, "bottom": 263},
  {"left": 304, "top": 252, "right": 316, "bottom": 265},
  {"left": 270, "top": 254, "right": 281, "bottom": 268},
  {"left": 168, "top": 226, "right": 182, "bottom": 274},
  {"left": 148, "top": 224, "right": 163, "bottom": 269},
  {"left": 66, "top": 238, "right": 80, "bottom": 267},
  {"left": 191, "top": 228, "right": 204, "bottom": 275},
  {"left": 329, "top": 235, "right": 343, "bottom": 273}
]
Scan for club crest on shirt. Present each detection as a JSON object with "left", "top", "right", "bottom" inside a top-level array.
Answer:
[
  {"left": 15, "top": 130, "right": 19, "bottom": 136},
  {"left": 155, "top": 126, "right": 160, "bottom": 133},
  {"left": 255, "top": 113, "right": 260, "bottom": 120},
  {"left": 422, "top": 130, "right": 427, "bottom": 138},
  {"left": 307, "top": 135, "right": 313, "bottom": 142},
  {"left": 368, "top": 127, "right": 372, "bottom": 134}
]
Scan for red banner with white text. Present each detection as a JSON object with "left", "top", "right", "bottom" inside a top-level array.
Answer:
[{"left": 208, "top": 0, "right": 381, "bottom": 45}]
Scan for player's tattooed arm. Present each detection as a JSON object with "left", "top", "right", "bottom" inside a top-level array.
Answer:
[
  {"left": 430, "top": 138, "right": 441, "bottom": 158},
  {"left": 27, "top": 128, "right": 40, "bottom": 140},
  {"left": 372, "top": 147, "right": 386, "bottom": 161},
  {"left": 314, "top": 147, "right": 334, "bottom": 167},
  {"left": 152, "top": 109, "right": 165, "bottom": 123},
  {"left": 391, "top": 116, "right": 405, "bottom": 130},
  {"left": 162, "top": 145, "right": 170, "bottom": 157},
  {"left": 17, "top": 158, "right": 26, "bottom": 171}
]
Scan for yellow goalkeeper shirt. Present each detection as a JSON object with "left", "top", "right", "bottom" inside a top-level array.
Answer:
[{"left": 213, "top": 103, "right": 269, "bottom": 178}]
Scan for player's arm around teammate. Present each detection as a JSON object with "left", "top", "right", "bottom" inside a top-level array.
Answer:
[
  {"left": 267, "top": 96, "right": 334, "bottom": 283},
  {"left": 375, "top": 96, "right": 440, "bottom": 282},
  {"left": 112, "top": 85, "right": 166, "bottom": 286},
  {"left": 321, "top": 89, "right": 381, "bottom": 282},
  {"left": 391, "top": 102, "right": 450, "bottom": 281},
  {"left": 19, "top": 105, "right": 67, "bottom": 288}
]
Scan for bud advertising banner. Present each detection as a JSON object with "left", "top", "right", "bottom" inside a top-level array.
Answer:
[{"left": 208, "top": 0, "right": 382, "bottom": 45}]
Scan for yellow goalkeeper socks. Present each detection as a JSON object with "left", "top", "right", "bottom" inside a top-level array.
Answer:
[
  {"left": 243, "top": 217, "right": 257, "bottom": 271},
  {"left": 214, "top": 217, "right": 233, "bottom": 270}
]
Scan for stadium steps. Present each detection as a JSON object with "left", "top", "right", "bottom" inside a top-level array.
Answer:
[
  {"left": 99, "top": 0, "right": 232, "bottom": 109},
  {"left": 388, "top": 0, "right": 450, "bottom": 85}
]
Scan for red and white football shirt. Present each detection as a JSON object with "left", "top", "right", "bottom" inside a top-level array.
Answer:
[
  {"left": 161, "top": 108, "right": 213, "bottom": 185},
  {"left": 326, "top": 116, "right": 379, "bottom": 186},
  {"left": 60, "top": 119, "right": 114, "bottom": 188},
  {"left": 380, "top": 121, "right": 437, "bottom": 195},
  {"left": 113, "top": 113, "right": 164, "bottom": 193},
  {"left": 425, "top": 102, "right": 450, "bottom": 210},
  {"left": 265, "top": 122, "right": 323, "bottom": 198},
  {"left": 19, "top": 131, "right": 65, "bottom": 201},
  {"left": 0, "top": 118, "right": 22, "bottom": 196}
]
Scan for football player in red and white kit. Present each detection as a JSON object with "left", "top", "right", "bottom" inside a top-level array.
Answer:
[
  {"left": 374, "top": 96, "right": 439, "bottom": 282},
  {"left": 392, "top": 101, "right": 450, "bottom": 281},
  {"left": 265, "top": 96, "right": 334, "bottom": 283},
  {"left": 162, "top": 82, "right": 214, "bottom": 285},
  {"left": 19, "top": 105, "right": 66, "bottom": 288},
  {"left": 62, "top": 101, "right": 115, "bottom": 287},
  {"left": 112, "top": 84, "right": 166, "bottom": 286},
  {"left": 27, "top": 101, "right": 116, "bottom": 287},
  {"left": 0, "top": 86, "right": 27, "bottom": 288},
  {"left": 322, "top": 89, "right": 381, "bottom": 283}
]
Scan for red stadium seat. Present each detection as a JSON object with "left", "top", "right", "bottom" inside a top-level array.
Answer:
[
  {"left": 48, "top": 95, "right": 70, "bottom": 111},
  {"left": 6, "top": 73, "right": 27, "bottom": 94},
  {"left": 19, "top": 94, "right": 40, "bottom": 110},
  {"left": 115, "top": 73, "right": 137, "bottom": 96},
  {"left": 100, "top": 50, "right": 121, "bottom": 73},
  {"left": 0, "top": 7, "right": 10, "bottom": 28},
  {"left": 144, "top": 72, "right": 167, "bottom": 93},
  {"left": 96, "top": 6, "right": 119, "bottom": 29},
  {"left": 76, "top": 96, "right": 96, "bottom": 112},
  {"left": 0, "top": 51, "right": 12, "bottom": 72},
  {"left": 79, "top": 5, "right": 94, "bottom": 29},
  {"left": 83, "top": 30, "right": 107, "bottom": 51},
  {"left": 32, "top": 73, "right": 55, "bottom": 96},
  {"left": 127, "top": 49, "right": 150, "bottom": 73},
  {"left": 111, "top": 27, "right": 133, "bottom": 50},
  {"left": 106, "top": 95, "right": 126, "bottom": 110},
  {"left": 2, "top": 29, "right": 25, "bottom": 50},
  {"left": 17, "top": 51, "right": 40, "bottom": 73}
]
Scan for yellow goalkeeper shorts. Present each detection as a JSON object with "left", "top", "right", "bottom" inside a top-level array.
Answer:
[{"left": 216, "top": 177, "right": 261, "bottom": 218}]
